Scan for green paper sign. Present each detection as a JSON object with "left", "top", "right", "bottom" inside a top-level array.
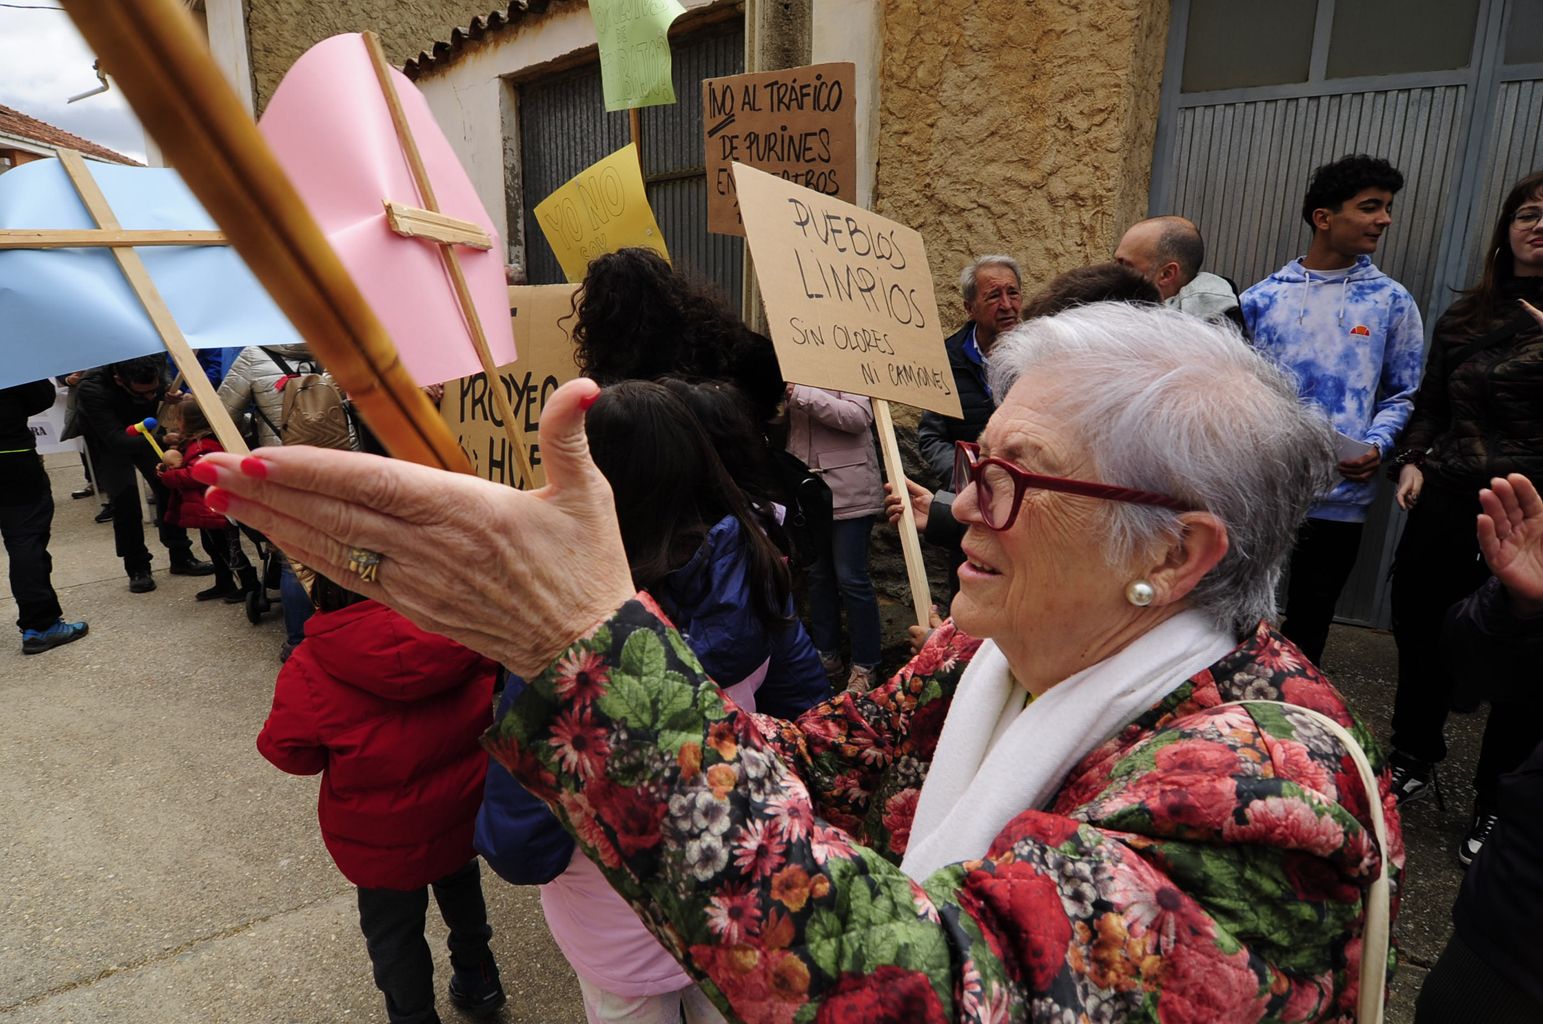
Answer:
[{"left": 590, "top": 0, "right": 685, "bottom": 111}]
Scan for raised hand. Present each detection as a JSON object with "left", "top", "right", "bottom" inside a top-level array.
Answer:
[
  {"left": 1477, "top": 473, "right": 1543, "bottom": 617},
  {"left": 189, "top": 378, "right": 636, "bottom": 675}
]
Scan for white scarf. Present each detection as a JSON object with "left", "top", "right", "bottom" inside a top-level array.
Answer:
[{"left": 901, "top": 609, "right": 1235, "bottom": 881}]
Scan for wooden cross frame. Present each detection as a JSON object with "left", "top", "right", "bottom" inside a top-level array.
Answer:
[
  {"left": 0, "top": 150, "right": 250, "bottom": 455},
  {"left": 362, "top": 32, "right": 537, "bottom": 490}
]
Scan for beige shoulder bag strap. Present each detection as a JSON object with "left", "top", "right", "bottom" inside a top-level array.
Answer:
[{"left": 1216, "top": 700, "right": 1389, "bottom": 1024}]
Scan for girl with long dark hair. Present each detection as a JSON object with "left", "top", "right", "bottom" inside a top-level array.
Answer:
[{"left": 1388, "top": 169, "right": 1543, "bottom": 866}]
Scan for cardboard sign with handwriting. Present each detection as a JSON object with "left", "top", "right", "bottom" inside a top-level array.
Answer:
[
  {"left": 534, "top": 144, "right": 669, "bottom": 282},
  {"left": 733, "top": 163, "right": 959, "bottom": 417},
  {"left": 439, "top": 285, "right": 581, "bottom": 487},
  {"left": 703, "top": 62, "right": 857, "bottom": 236}
]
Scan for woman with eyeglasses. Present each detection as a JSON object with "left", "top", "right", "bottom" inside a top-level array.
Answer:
[
  {"left": 192, "top": 303, "right": 1400, "bottom": 1022},
  {"left": 1386, "top": 170, "right": 1543, "bottom": 867}
]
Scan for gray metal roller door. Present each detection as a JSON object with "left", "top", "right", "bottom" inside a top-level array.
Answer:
[{"left": 1152, "top": 0, "right": 1543, "bottom": 628}]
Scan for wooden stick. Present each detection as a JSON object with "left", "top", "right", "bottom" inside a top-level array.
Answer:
[
  {"left": 872, "top": 398, "right": 933, "bottom": 628},
  {"left": 59, "top": 0, "right": 470, "bottom": 473},
  {"left": 630, "top": 108, "right": 643, "bottom": 162},
  {"left": 58, "top": 150, "right": 250, "bottom": 456},
  {"left": 0, "top": 228, "right": 227, "bottom": 249},
  {"left": 362, "top": 32, "right": 536, "bottom": 488},
  {"left": 169, "top": 371, "right": 185, "bottom": 392}
]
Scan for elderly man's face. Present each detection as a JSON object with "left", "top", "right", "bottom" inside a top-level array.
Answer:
[
  {"left": 950, "top": 371, "right": 1137, "bottom": 689},
  {"left": 966, "top": 266, "right": 1022, "bottom": 350}
]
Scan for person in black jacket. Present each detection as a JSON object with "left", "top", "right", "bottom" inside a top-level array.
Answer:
[
  {"left": 1415, "top": 471, "right": 1543, "bottom": 1023},
  {"left": 0, "top": 379, "right": 88, "bottom": 654},
  {"left": 915, "top": 255, "right": 1023, "bottom": 487},
  {"left": 75, "top": 356, "right": 213, "bottom": 592},
  {"left": 1385, "top": 171, "right": 1543, "bottom": 864}
]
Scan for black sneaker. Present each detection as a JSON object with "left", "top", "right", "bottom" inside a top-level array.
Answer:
[
  {"left": 129, "top": 571, "right": 156, "bottom": 593},
  {"left": 168, "top": 557, "right": 216, "bottom": 577},
  {"left": 94, "top": 504, "right": 114, "bottom": 523},
  {"left": 196, "top": 582, "right": 238, "bottom": 602},
  {"left": 1389, "top": 754, "right": 1435, "bottom": 806},
  {"left": 448, "top": 965, "right": 506, "bottom": 1017},
  {"left": 71, "top": 484, "right": 94, "bottom": 499},
  {"left": 1459, "top": 811, "right": 1500, "bottom": 867}
]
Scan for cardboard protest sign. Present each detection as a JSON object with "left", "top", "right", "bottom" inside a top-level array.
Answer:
[
  {"left": 590, "top": 0, "right": 685, "bottom": 111},
  {"left": 440, "top": 285, "right": 581, "bottom": 487},
  {"left": 534, "top": 144, "right": 669, "bottom": 283},
  {"left": 733, "top": 163, "right": 960, "bottom": 418},
  {"left": 703, "top": 62, "right": 857, "bottom": 236}
]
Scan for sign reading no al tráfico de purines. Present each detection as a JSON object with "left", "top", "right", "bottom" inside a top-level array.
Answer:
[
  {"left": 702, "top": 62, "right": 857, "bottom": 236},
  {"left": 732, "top": 163, "right": 959, "bottom": 418}
]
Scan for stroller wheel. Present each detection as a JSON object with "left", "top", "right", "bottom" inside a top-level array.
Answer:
[{"left": 245, "top": 588, "right": 267, "bottom": 625}]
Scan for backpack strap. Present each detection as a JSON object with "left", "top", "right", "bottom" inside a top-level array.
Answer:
[
  {"left": 258, "top": 346, "right": 296, "bottom": 378},
  {"left": 1214, "top": 700, "right": 1388, "bottom": 1024}
]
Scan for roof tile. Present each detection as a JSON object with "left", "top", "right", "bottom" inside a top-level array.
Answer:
[{"left": 0, "top": 102, "right": 140, "bottom": 166}]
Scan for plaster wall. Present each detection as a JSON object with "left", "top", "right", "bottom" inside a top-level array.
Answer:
[
  {"left": 875, "top": 0, "right": 1170, "bottom": 319},
  {"left": 244, "top": 0, "right": 496, "bottom": 112}
]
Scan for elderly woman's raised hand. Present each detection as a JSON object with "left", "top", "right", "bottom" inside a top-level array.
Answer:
[
  {"left": 190, "top": 378, "right": 636, "bottom": 676},
  {"left": 1477, "top": 473, "right": 1543, "bottom": 617}
]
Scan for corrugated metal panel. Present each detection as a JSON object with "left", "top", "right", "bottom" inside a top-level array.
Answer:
[
  {"left": 1162, "top": 86, "right": 1468, "bottom": 321},
  {"left": 640, "top": 18, "right": 744, "bottom": 302},
  {"left": 1464, "top": 78, "right": 1543, "bottom": 283},
  {"left": 515, "top": 18, "right": 743, "bottom": 299},
  {"left": 517, "top": 65, "right": 631, "bottom": 284}
]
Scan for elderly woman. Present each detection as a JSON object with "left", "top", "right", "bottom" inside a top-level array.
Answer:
[{"left": 194, "top": 304, "right": 1401, "bottom": 1022}]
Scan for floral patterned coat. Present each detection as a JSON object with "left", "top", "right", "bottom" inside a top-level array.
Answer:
[{"left": 485, "top": 596, "right": 1403, "bottom": 1023}]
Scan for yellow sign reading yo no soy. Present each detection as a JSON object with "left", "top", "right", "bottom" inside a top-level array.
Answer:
[{"left": 533, "top": 143, "right": 670, "bottom": 282}]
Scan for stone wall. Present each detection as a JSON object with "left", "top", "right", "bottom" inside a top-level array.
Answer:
[
  {"left": 874, "top": 0, "right": 1170, "bottom": 319},
  {"left": 244, "top": 0, "right": 497, "bottom": 112}
]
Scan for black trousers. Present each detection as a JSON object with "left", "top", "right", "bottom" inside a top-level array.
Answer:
[
  {"left": 1279, "top": 518, "right": 1364, "bottom": 667},
  {"left": 1390, "top": 485, "right": 1542, "bottom": 806},
  {"left": 355, "top": 859, "right": 494, "bottom": 1024},
  {"left": 109, "top": 467, "right": 192, "bottom": 575},
  {"left": 1, "top": 488, "right": 63, "bottom": 632},
  {"left": 1415, "top": 932, "right": 1543, "bottom": 1024},
  {"left": 199, "top": 527, "right": 252, "bottom": 589}
]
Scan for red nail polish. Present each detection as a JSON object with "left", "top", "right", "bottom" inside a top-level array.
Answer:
[
  {"left": 189, "top": 460, "right": 218, "bottom": 486},
  {"left": 240, "top": 456, "right": 269, "bottom": 480},
  {"left": 205, "top": 488, "right": 231, "bottom": 514},
  {"left": 579, "top": 391, "right": 600, "bottom": 411}
]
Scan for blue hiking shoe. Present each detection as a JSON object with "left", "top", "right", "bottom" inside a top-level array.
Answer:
[{"left": 21, "top": 619, "right": 89, "bottom": 655}]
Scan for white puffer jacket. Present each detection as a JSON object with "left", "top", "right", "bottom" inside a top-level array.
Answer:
[{"left": 218, "top": 343, "right": 314, "bottom": 448}]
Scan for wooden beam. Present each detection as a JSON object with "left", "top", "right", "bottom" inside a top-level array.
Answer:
[
  {"left": 382, "top": 201, "right": 492, "bottom": 249},
  {"left": 364, "top": 31, "right": 536, "bottom": 488},
  {"left": 872, "top": 398, "right": 934, "bottom": 628},
  {"left": 56, "top": 150, "right": 251, "bottom": 457},
  {"left": 0, "top": 228, "right": 228, "bottom": 249}
]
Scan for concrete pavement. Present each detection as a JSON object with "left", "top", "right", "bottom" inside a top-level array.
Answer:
[{"left": 1, "top": 453, "right": 1487, "bottom": 1022}]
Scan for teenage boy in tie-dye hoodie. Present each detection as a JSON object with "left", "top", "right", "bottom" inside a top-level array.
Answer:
[{"left": 1242, "top": 154, "right": 1424, "bottom": 667}]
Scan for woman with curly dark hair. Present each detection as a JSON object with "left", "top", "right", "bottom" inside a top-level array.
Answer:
[
  {"left": 570, "top": 248, "right": 785, "bottom": 429},
  {"left": 1387, "top": 169, "right": 1543, "bottom": 866}
]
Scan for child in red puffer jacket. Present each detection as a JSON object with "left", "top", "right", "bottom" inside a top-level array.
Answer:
[
  {"left": 155, "top": 399, "right": 255, "bottom": 602},
  {"left": 257, "top": 578, "right": 507, "bottom": 1024}
]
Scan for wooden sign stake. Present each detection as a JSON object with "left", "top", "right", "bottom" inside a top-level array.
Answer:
[
  {"left": 871, "top": 398, "right": 933, "bottom": 628},
  {"left": 363, "top": 32, "right": 536, "bottom": 488},
  {"left": 0, "top": 228, "right": 228, "bottom": 249},
  {"left": 56, "top": 150, "right": 249, "bottom": 456}
]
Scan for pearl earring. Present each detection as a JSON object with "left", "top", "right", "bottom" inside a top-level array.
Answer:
[{"left": 1126, "top": 580, "right": 1155, "bottom": 607}]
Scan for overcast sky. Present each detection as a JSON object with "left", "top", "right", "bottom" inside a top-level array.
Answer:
[{"left": 0, "top": 4, "right": 148, "bottom": 162}]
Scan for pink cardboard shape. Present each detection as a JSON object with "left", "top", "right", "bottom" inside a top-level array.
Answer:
[{"left": 258, "top": 33, "right": 515, "bottom": 385}]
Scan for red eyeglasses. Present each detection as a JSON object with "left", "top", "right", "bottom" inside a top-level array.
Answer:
[{"left": 952, "top": 440, "right": 1195, "bottom": 532}]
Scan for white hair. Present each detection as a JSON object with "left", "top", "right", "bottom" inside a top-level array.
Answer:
[
  {"left": 960, "top": 255, "right": 1022, "bottom": 305},
  {"left": 986, "top": 303, "right": 1336, "bottom": 633}
]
